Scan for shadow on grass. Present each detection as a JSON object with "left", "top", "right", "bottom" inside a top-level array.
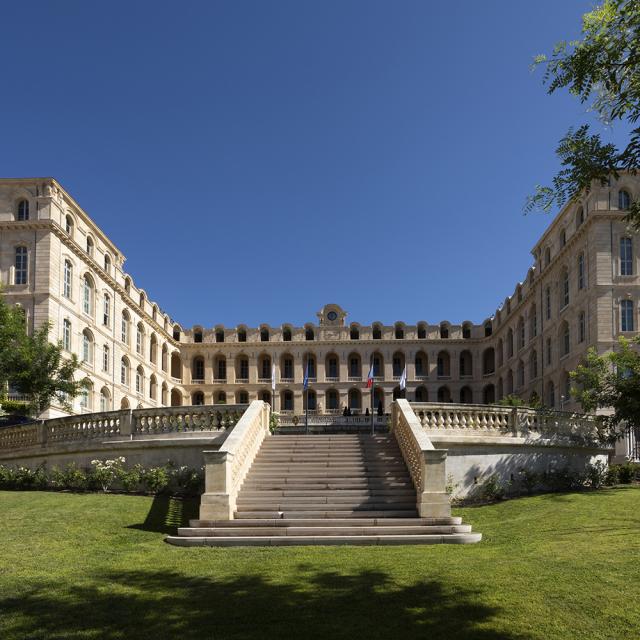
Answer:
[
  {"left": 127, "top": 495, "right": 200, "bottom": 534},
  {"left": 0, "top": 567, "right": 531, "bottom": 640}
]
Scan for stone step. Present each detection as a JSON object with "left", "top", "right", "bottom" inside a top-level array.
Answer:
[
  {"left": 166, "top": 533, "right": 482, "bottom": 547},
  {"left": 239, "top": 489, "right": 416, "bottom": 498},
  {"left": 177, "top": 524, "right": 473, "bottom": 537},
  {"left": 233, "top": 510, "right": 419, "bottom": 519},
  {"left": 191, "top": 517, "right": 464, "bottom": 527},
  {"left": 236, "top": 498, "right": 417, "bottom": 508}
]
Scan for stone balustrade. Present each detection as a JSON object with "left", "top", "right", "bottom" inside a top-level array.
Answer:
[
  {"left": 277, "top": 414, "right": 388, "bottom": 427},
  {"left": 391, "top": 399, "right": 451, "bottom": 518},
  {"left": 410, "top": 402, "right": 603, "bottom": 445},
  {"left": 200, "top": 400, "right": 270, "bottom": 520}
]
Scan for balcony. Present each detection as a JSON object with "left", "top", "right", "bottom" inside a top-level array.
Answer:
[
  {"left": 280, "top": 377, "right": 294, "bottom": 384},
  {"left": 414, "top": 375, "right": 428, "bottom": 381},
  {"left": 325, "top": 376, "right": 339, "bottom": 383},
  {"left": 191, "top": 378, "right": 204, "bottom": 385},
  {"left": 347, "top": 376, "right": 361, "bottom": 382},
  {"left": 257, "top": 378, "right": 271, "bottom": 384},
  {"left": 213, "top": 378, "right": 226, "bottom": 384},
  {"left": 235, "top": 378, "right": 249, "bottom": 384}
]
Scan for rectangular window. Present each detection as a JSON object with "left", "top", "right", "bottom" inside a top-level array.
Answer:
[
  {"left": 103, "top": 345, "right": 110, "bottom": 372},
  {"left": 63, "top": 319, "right": 71, "bottom": 351},
  {"left": 621, "top": 300, "right": 635, "bottom": 332},
  {"left": 121, "top": 318, "right": 128, "bottom": 344},
  {"left": 283, "top": 358, "right": 293, "bottom": 379},
  {"left": 545, "top": 288, "right": 551, "bottom": 320},
  {"left": 621, "top": 238, "right": 633, "bottom": 276},
  {"left": 121, "top": 362, "right": 128, "bottom": 386},
  {"left": 83, "top": 282, "right": 91, "bottom": 315},
  {"left": 546, "top": 338, "right": 552, "bottom": 366},
  {"left": 15, "top": 247, "right": 28, "bottom": 285},
  {"left": 103, "top": 295, "right": 110, "bottom": 327},
  {"left": 578, "top": 254, "right": 585, "bottom": 290},
  {"left": 563, "top": 274, "right": 570, "bottom": 308},
  {"left": 240, "top": 359, "right": 249, "bottom": 379},
  {"left": 579, "top": 313, "right": 586, "bottom": 343},
  {"left": 63, "top": 262, "right": 72, "bottom": 299},
  {"left": 136, "top": 329, "right": 142, "bottom": 354}
]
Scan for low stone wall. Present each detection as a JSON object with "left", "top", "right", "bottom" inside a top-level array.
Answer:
[
  {"left": 410, "top": 402, "right": 612, "bottom": 497},
  {"left": 0, "top": 405, "right": 248, "bottom": 471}
]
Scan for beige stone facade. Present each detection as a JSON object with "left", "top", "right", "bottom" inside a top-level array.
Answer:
[{"left": 1, "top": 176, "right": 639, "bottom": 420}]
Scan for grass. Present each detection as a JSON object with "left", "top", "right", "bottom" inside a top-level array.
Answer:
[{"left": 0, "top": 488, "right": 639, "bottom": 640}]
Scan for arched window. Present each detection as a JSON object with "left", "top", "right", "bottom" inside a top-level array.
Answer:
[
  {"left": 544, "top": 247, "right": 551, "bottom": 267},
  {"left": 347, "top": 353, "right": 361, "bottom": 379},
  {"left": 103, "top": 253, "right": 111, "bottom": 273},
  {"left": 415, "top": 386, "right": 428, "bottom": 402},
  {"left": 194, "top": 328, "right": 203, "bottom": 343},
  {"left": 86, "top": 236, "right": 94, "bottom": 258},
  {"left": 516, "top": 360, "right": 524, "bottom": 389},
  {"left": 392, "top": 352, "right": 405, "bottom": 377},
  {"left": 619, "top": 190, "right": 631, "bottom": 210},
  {"left": 350, "top": 324, "right": 360, "bottom": 340},
  {"left": 462, "top": 323, "right": 472, "bottom": 339},
  {"left": 305, "top": 326, "right": 314, "bottom": 341},
  {"left": 14, "top": 247, "right": 28, "bottom": 285},
  {"left": 171, "top": 389, "right": 183, "bottom": 407},
  {"left": 120, "top": 357, "right": 130, "bottom": 386},
  {"left": 394, "top": 323, "right": 404, "bottom": 339},
  {"left": 560, "top": 229, "right": 567, "bottom": 247},
  {"left": 576, "top": 206, "right": 584, "bottom": 228},
  {"left": 171, "top": 352, "right": 182, "bottom": 379},
  {"left": 192, "top": 356, "right": 205, "bottom": 382},
  {"left": 280, "top": 354, "right": 294, "bottom": 380},
  {"left": 304, "top": 390, "right": 317, "bottom": 412},
  {"left": 530, "top": 350, "right": 538, "bottom": 380},
  {"left": 415, "top": 351, "right": 428, "bottom": 378},
  {"left": 100, "top": 387, "right": 111, "bottom": 412},
  {"left": 161, "top": 344, "right": 168, "bottom": 372},
  {"left": 304, "top": 354, "right": 316, "bottom": 379},
  {"left": 214, "top": 355, "right": 227, "bottom": 381},
  {"left": 17, "top": 199, "right": 29, "bottom": 221},
  {"left": 507, "top": 328, "right": 514, "bottom": 358},
  {"left": 530, "top": 305, "right": 538, "bottom": 338},
  {"left": 260, "top": 327, "right": 269, "bottom": 342},
  {"left": 215, "top": 328, "right": 225, "bottom": 343},
  {"left": 436, "top": 351, "right": 450, "bottom": 378},
  {"left": 103, "top": 293, "right": 110, "bottom": 327},
  {"left": 259, "top": 354, "right": 272, "bottom": 380},
  {"left": 371, "top": 353, "right": 384, "bottom": 378},
  {"left": 237, "top": 390, "right": 249, "bottom": 404},
  {"left": 192, "top": 391, "right": 205, "bottom": 405},
  {"left": 215, "top": 390, "right": 226, "bottom": 404},
  {"left": 139, "top": 291, "right": 145, "bottom": 309},
  {"left": 517, "top": 317, "right": 525, "bottom": 350},
  {"left": 484, "top": 321, "right": 493, "bottom": 337},
  {"left": 79, "top": 381, "right": 92, "bottom": 411},
  {"left": 149, "top": 375, "right": 158, "bottom": 400},
  {"left": 82, "top": 329, "right": 94, "bottom": 365},
  {"left": 149, "top": 333, "right": 158, "bottom": 364},
  {"left": 437, "top": 386, "right": 451, "bottom": 403},
  {"left": 325, "top": 354, "right": 338, "bottom": 380},
  {"left": 459, "top": 350, "right": 472, "bottom": 377},
  {"left": 483, "top": 385, "right": 495, "bottom": 404},
  {"left": 372, "top": 324, "right": 382, "bottom": 340},
  {"left": 560, "top": 321, "right": 570, "bottom": 357},
  {"left": 439, "top": 323, "right": 449, "bottom": 339},
  {"left": 65, "top": 214, "right": 74, "bottom": 236},
  {"left": 124, "top": 277, "right": 132, "bottom": 295},
  {"left": 460, "top": 387, "right": 473, "bottom": 404},
  {"left": 236, "top": 355, "right": 249, "bottom": 381},
  {"left": 621, "top": 237, "right": 633, "bottom": 275},
  {"left": 82, "top": 275, "right": 94, "bottom": 315},
  {"left": 135, "top": 366, "right": 144, "bottom": 395},
  {"left": 237, "top": 327, "right": 247, "bottom": 342},
  {"left": 545, "top": 286, "right": 552, "bottom": 320},
  {"left": 282, "top": 326, "right": 292, "bottom": 342},
  {"left": 621, "top": 299, "right": 635, "bottom": 332},
  {"left": 326, "top": 389, "right": 339, "bottom": 411},
  {"left": 579, "top": 311, "right": 586, "bottom": 343},
  {"left": 121, "top": 311, "right": 130, "bottom": 345},
  {"left": 63, "top": 260, "right": 72, "bottom": 298},
  {"left": 417, "top": 322, "right": 427, "bottom": 339},
  {"left": 482, "top": 348, "right": 495, "bottom": 375},
  {"left": 173, "top": 325, "right": 181, "bottom": 341},
  {"left": 102, "top": 344, "right": 110, "bottom": 372},
  {"left": 62, "top": 319, "right": 72, "bottom": 351},
  {"left": 136, "top": 323, "right": 144, "bottom": 355},
  {"left": 281, "top": 390, "right": 294, "bottom": 411},
  {"left": 348, "top": 388, "right": 361, "bottom": 411},
  {"left": 578, "top": 253, "right": 585, "bottom": 289},
  {"left": 161, "top": 383, "right": 168, "bottom": 405},
  {"left": 547, "top": 381, "right": 555, "bottom": 408},
  {"left": 561, "top": 269, "right": 570, "bottom": 308}
]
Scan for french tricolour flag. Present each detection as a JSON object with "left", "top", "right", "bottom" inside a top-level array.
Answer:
[{"left": 366, "top": 362, "right": 375, "bottom": 388}]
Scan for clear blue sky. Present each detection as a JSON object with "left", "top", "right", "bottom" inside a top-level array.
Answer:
[{"left": 0, "top": 1, "right": 628, "bottom": 329}]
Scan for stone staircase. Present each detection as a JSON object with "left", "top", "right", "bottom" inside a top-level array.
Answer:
[{"left": 167, "top": 434, "right": 481, "bottom": 546}]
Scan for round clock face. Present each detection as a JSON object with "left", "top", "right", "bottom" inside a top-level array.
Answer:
[{"left": 327, "top": 311, "right": 338, "bottom": 321}]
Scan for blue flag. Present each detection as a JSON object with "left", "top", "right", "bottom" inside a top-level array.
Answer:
[{"left": 303, "top": 360, "right": 309, "bottom": 390}]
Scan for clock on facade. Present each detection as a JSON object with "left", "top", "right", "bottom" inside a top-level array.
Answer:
[{"left": 327, "top": 311, "right": 338, "bottom": 321}]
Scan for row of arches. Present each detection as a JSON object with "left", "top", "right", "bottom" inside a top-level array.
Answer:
[{"left": 187, "top": 349, "right": 498, "bottom": 382}]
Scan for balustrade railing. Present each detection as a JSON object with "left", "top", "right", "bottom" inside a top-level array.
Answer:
[
  {"left": 133, "top": 405, "right": 245, "bottom": 435},
  {"left": 410, "top": 402, "right": 603, "bottom": 444}
]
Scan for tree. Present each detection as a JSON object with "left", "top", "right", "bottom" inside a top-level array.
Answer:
[
  {"left": 0, "top": 291, "right": 85, "bottom": 416},
  {"left": 526, "top": 0, "right": 640, "bottom": 228},
  {"left": 570, "top": 337, "right": 640, "bottom": 441}
]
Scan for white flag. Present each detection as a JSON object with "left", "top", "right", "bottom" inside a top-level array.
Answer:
[
  {"left": 399, "top": 365, "right": 407, "bottom": 391},
  {"left": 271, "top": 362, "right": 276, "bottom": 392}
]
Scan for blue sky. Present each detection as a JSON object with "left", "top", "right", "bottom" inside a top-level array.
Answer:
[{"left": 1, "top": 1, "right": 629, "bottom": 329}]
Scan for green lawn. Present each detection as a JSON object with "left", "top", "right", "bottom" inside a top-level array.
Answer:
[{"left": 1, "top": 488, "right": 639, "bottom": 640}]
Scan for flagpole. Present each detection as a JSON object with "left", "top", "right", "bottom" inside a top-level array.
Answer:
[
  {"left": 305, "top": 387, "right": 308, "bottom": 434},
  {"left": 370, "top": 356, "right": 375, "bottom": 436}
]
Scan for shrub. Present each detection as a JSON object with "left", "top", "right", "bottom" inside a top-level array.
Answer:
[
  {"left": 50, "top": 463, "right": 88, "bottom": 491},
  {"left": 0, "top": 400, "right": 31, "bottom": 415},
  {"left": 585, "top": 461, "right": 608, "bottom": 489},
  {"left": 477, "top": 474, "right": 509, "bottom": 502},
  {"left": 0, "top": 465, "right": 17, "bottom": 489},
  {"left": 118, "top": 464, "right": 143, "bottom": 492},
  {"left": 142, "top": 466, "right": 171, "bottom": 494},
  {"left": 171, "top": 465, "right": 204, "bottom": 495},
  {"left": 90, "top": 457, "right": 126, "bottom": 492},
  {"left": 544, "top": 467, "right": 585, "bottom": 492},
  {"left": 616, "top": 462, "right": 637, "bottom": 484}
]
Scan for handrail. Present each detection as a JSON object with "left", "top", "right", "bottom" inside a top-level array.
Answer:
[
  {"left": 391, "top": 400, "right": 451, "bottom": 518},
  {"left": 200, "top": 400, "right": 270, "bottom": 520}
]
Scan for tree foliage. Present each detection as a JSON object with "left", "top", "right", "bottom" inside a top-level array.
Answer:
[
  {"left": 0, "top": 292, "right": 85, "bottom": 416},
  {"left": 571, "top": 337, "right": 640, "bottom": 437},
  {"left": 527, "top": 0, "right": 640, "bottom": 228}
]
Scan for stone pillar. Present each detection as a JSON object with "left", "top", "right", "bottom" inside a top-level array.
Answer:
[
  {"left": 200, "top": 450, "right": 234, "bottom": 520},
  {"left": 418, "top": 449, "right": 451, "bottom": 518}
]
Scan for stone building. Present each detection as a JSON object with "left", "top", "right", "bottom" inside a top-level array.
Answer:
[{"left": 1, "top": 176, "right": 639, "bottom": 421}]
